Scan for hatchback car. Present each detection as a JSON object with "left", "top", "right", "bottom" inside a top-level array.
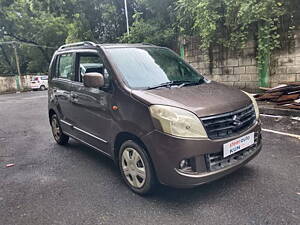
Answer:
[
  {"left": 31, "top": 75, "right": 48, "bottom": 90},
  {"left": 48, "top": 42, "right": 262, "bottom": 194}
]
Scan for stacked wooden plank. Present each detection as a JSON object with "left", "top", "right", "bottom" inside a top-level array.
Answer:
[{"left": 255, "top": 82, "right": 300, "bottom": 110}]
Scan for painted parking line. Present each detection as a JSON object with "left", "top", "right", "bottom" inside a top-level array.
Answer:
[{"left": 262, "top": 128, "right": 300, "bottom": 140}]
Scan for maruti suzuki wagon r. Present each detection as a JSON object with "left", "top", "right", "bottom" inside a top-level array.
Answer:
[{"left": 48, "top": 42, "right": 262, "bottom": 195}]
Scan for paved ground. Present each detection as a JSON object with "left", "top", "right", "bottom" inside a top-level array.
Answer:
[{"left": 0, "top": 91, "right": 299, "bottom": 225}]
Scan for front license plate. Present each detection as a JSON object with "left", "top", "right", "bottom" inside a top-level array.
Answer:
[{"left": 223, "top": 132, "right": 254, "bottom": 158}]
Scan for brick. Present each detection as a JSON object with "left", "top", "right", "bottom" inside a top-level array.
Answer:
[
  {"left": 234, "top": 82, "right": 246, "bottom": 89},
  {"left": 212, "top": 68, "right": 222, "bottom": 75},
  {"left": 246, "top": 65, "right": 257, "bottom": 74},
  {"left": 278, "top": 57, "right": 294, "bottom": 66},
  {"left": 222, "top": 67, "right": 233, "bottom": 75},
  {"left": 245, "top": 82, "right": 258, "bottom": 90},
  {"left": 227, "top": 75, "right": 239, "bottom": 82},
  {"left": 234, "top": 66, "right": 246, "bottom": 74},
  {"left": 239, "top": 57, "right": 253, "bottom": 66},
  {"left": 224, "top": 81, "right": 234, "bottom": 86},
  {"left": 240, "top": 74, "right": 252, "bottom": 81},
  {"left": 190, "top": 62, "right": 198, "bottom": 69},
  {"left": 205, "top": 75, "right": 213, "bottom": 80},
  {"left": 270, "top": 82, "right": 279, "bottom": 88},
  {"left": 275, "top": 67, "right": 287, "bottom": 74},
  {"left": 251, "top": 75, "right": 259, "bottom": 82},
  {"left": 287, "top": 66, "right": 300, "bottom": 74},
  {"left": 226, "top": 59, "right": 239, "bottom": 67},
  {"left": 246, "top": 41, "right": 255, "bottom": 48},
  {"left": 279, "top": 75, "right": 288, "bottom": 82},
  {"left": 213, "top": 75, "right": 221, "bottom": 82},
  {"left": 287, "top": 74, "right": 296, "bottom": 82},
  {"left": 270, "top": 75, "right": 279, "bottom": 82},
  {"left": 295, "top": 33, "right": 300, "bottom": 48},
  {"left": 243, "top": 48, "right": 255, "bottom": 57},
  {"left": 295, "top": 56, "right": 300, "bottom": 65},
  {"left": 219, "top": 75, "right": 227, "bottom": 82},
  {"left": 198, "top": 62, "right": 210, "bottom": 69}
]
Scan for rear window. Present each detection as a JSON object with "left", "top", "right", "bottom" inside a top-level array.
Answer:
[
  {"left": 31, "top": 76, "right": 40, "bottom": 81},
  {"left": 56, "top": 53, "right": 74, "bottom": 80}
]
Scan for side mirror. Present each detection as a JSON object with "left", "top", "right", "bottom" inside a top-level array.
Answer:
[{"left": 83, "top": 73, "right": 104, "bottom": 88}]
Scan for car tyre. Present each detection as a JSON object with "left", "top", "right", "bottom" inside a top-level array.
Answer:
[
  {"left": 119, "top": 140, "right": 157, "bottom": 195},
  {"left": 51, "top": 114, "right": 69, "bottom": 145},
  {"left": 40, "top": 85, "right": 46, "bottom": 91}
]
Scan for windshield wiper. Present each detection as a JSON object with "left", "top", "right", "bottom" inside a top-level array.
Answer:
[
  {"left": 147, "top": 79, "right": 204, "bottom": 90},
  {"left": 147, "top": 81, "right": 179, "bottom": 90},
  {"left": 178, "top": 78, "right": 205, "bottom": 88}
]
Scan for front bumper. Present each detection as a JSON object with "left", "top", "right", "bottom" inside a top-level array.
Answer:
[{"left": 141, "top": 121, "right": 262, "bottom": 188}]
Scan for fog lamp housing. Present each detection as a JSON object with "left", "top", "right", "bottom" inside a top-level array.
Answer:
[{"left": 179, "top": 159, "right": 194, "bottom": 172}]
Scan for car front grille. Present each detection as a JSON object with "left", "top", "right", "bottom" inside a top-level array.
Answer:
[
  {"left": 201, "top": 104, "right": 256, "bottom": 140},
  {"left": 205, "top": 133, "right": 260, "bottom": 172}
]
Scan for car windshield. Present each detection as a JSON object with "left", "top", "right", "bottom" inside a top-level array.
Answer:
[{"left": 107, "top": 47, "right": 203, "bottom": 89}]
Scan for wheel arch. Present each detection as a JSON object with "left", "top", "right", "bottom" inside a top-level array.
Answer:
[{"left": 113, "top": 132, "right": 151, "bottom": 164}]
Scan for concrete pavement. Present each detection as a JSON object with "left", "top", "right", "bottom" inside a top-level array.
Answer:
[{"left": 0, "top": 91, "right": 299, "bottom": 225}]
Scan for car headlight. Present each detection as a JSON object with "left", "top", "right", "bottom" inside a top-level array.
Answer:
[
  {"left": 149, "top": 105, "right": 208, "bottom": 138},
  {"left": 242, "top": 91, "right": 260, "bottom": 119}
]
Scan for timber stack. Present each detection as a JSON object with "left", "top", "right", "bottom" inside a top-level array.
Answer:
[{"left": 255, "top": 82, "right": 300, "bottom": 110}]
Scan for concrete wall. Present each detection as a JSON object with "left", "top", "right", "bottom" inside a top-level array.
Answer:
[
  {"left": 184, "top": 30, "right": 300, "bottom": 91},
  {"left": 0, "top": 75, "right": 33, "bottom": 94}
]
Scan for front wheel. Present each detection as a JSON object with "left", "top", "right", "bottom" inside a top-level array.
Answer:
[
  {"left": 51, "top": 114, "right": 69, "bottom": 145},
  {"left": 119, "top": 140, "right": 156, "bottom": 195}
]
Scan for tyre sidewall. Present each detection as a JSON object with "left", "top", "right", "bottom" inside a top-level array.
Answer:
[
  {"left": 118, "top": 140, "right": 156, "bottom": 195},
  {"left": 51, "top": 114, "right": 69, "bottom": 145}
]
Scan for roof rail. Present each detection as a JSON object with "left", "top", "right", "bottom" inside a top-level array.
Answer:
[
  {"left": 58, "top": 41, "right": 97, "bottom": 50},
  {"left": 141, "top": 42, "right": 154, "bottom": 46}
]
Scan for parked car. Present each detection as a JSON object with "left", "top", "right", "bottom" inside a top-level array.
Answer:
[
  {"left": 31, "top": 75, "right": 48, "bottom": 91},
  {"left": 48, "top": 42, "right": 262, "bottom": 195}
]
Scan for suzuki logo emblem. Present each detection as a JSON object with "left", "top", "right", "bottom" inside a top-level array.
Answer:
[{"left": 232, "top": 115, "right": 242, "bottom": 126}]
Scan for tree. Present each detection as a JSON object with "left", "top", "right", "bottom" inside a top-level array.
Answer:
[{"left": 120, "top": 0, "right": 178, "bottom": 48}]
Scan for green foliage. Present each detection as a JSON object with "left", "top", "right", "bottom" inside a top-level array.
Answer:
[
  {"left": 0, "top": 0, "right": 69, "bottom": 73},
  {"left": 119, "top": 0, "right": 177, "bottom": 48},
  {"left": 176, "top": 0, "right": 298, "bottom": 83},
  {"left": 0, "top": 0, "right": 129, "bottom": 74},
  {"left": 120, "top": 16, "right": 176, "bottom": 47},
  {"left": 0, "top": 0, "right": 299, "bottom": 75},
  {"left": 177, "top": 0, "right": 288, "bottom": 49}
]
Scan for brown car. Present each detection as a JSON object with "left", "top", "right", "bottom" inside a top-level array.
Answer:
[{"left": 48, "top": 42, "right": 262, "bottom": 195}]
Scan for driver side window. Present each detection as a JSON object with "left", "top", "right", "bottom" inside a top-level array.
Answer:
[{"left": 77, "top": 53, "right": 109, "bottom": 83}]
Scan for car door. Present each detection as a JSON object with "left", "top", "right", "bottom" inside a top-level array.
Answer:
[
  {"left": 69, "top": 51, "right": 113, "bottom": 154},
  {"left": 51, "top": 52, "right": 76, "bottom": 134}
]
